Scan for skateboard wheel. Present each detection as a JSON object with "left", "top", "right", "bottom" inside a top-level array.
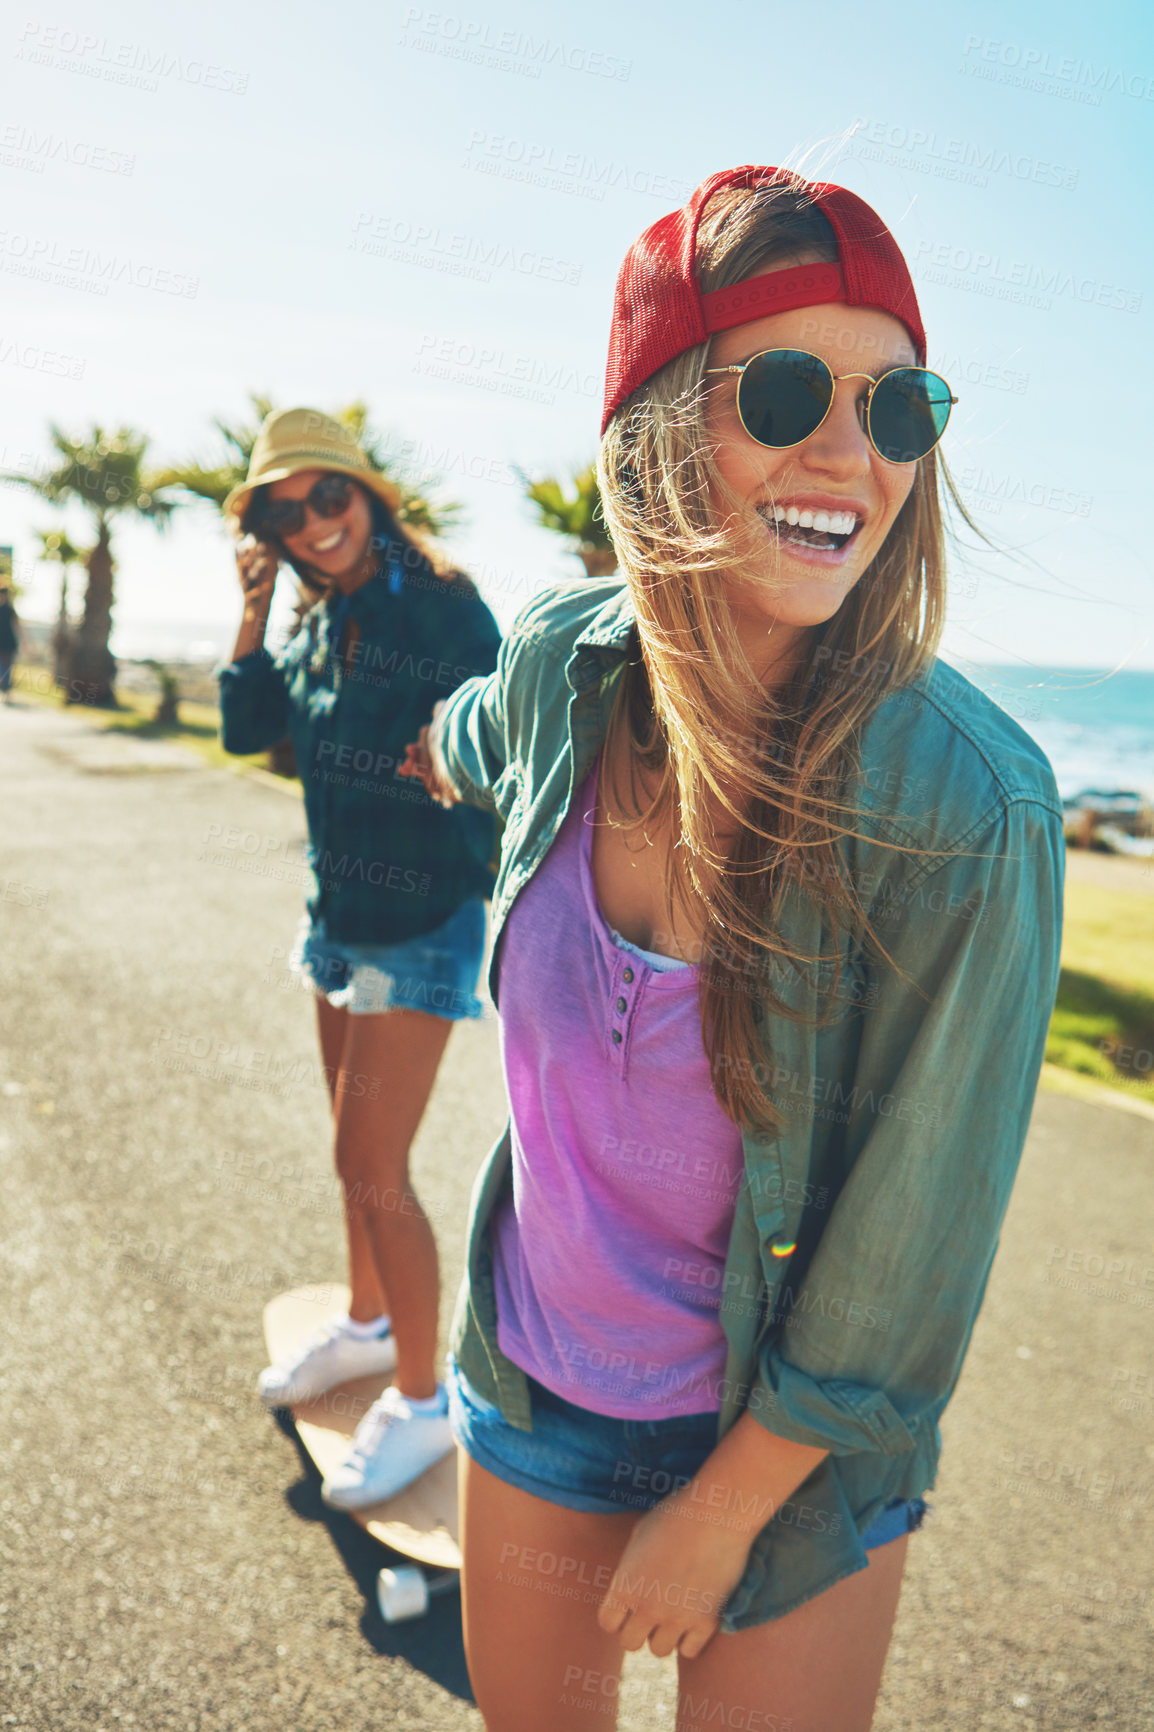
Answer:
[{"left": 377, "top": 1566, "right": 429, "bottom": 1623}]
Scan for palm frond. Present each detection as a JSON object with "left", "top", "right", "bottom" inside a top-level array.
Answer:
[
  {"left": 148, "top": 464, "right": 240, "bottom": 509},
  {"left": 35, "top": 527, "right": 89, "bottom": 566},
  {"left": 10, "top": 424, "right": 181, "bottom": 525},
  {"left": 517, "top": 463, "right": 614, "bottom": 551}
]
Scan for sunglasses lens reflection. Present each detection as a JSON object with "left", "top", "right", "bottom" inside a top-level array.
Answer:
[
  {"left": 735, "top": 355, "right": 953, "bottom": 463},
  {"left": 869, "top": 370, "right": 953, "bottom": 464},
  {"left": 312, "top": 475, "right": 354, "bottom": 516},
  {"left": 262, "top": 474, "right": 354, "bottom": 537},
  {"left": 738, "top": 350, "right": 833, "bottom": 448}
]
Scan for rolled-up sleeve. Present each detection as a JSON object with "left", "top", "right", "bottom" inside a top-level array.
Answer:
[
  {"left": 747, "top": 795, "right": 1065, "bottom": 1455},
  {"left": 433, "top": 604, "right": 536, "bottom": 815},
  {"left": 217, "top": 648, "right": 289, "bottom": 756},
  {"left": 433, "top": 670, "right": 507, "bottom": 814}
]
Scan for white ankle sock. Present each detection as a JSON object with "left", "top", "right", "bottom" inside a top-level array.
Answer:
[
  {"left": 404, "top": 1385, "right": 448, "bottom": 1415},
  {"left": 343, "top": 1311, "right": 391, "bottom": 1340}
]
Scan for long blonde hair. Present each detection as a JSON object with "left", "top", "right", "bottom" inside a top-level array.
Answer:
[{"left": 597, "top": 172, "right": 974, "bottom": 1137}]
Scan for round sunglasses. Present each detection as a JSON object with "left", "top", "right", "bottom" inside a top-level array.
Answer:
[
  {"left": 254, "top": 471, "right": 356, "bottom": 539},
  {"left": 705, "top": 349, "right": 957, "bottom": 464}
]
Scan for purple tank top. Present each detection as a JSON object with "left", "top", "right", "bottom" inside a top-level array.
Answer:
[{"left": 490, "top": 749, "right": 746, "bottom": 1417}]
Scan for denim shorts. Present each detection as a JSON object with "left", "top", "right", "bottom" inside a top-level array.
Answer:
[
  {"left": 447, "top": 1353, "right": 927, "bottom": 1551},
  {"left": 288, "top": 899, "right": 488, "bottom": 1019}
]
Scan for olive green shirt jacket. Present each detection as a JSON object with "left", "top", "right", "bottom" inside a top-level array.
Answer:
[{"left": 435, "top": 575, "right": 1064, "bottom": 1627}]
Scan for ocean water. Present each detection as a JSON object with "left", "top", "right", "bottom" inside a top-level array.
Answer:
[
  {"left": 109, "top": 618, "right": 230, "bottom": 663},
  {"left": 966, "top": 666, "right": 1154, "bottom": 803}
]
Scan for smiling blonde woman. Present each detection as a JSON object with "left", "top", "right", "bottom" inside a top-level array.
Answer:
[{"left": 403, "top": 166, "right": 1064, "bottom": 1732}]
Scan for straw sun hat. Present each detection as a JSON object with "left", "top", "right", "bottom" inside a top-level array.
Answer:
[{"left": 222, "top": 406, "right": 402, "bottom": 524}]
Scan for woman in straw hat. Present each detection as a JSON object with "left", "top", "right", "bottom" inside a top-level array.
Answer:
[
  {"left": 219, "top": 406, "right": 500, "bottom": 1508},
  {"left": 402, "top": 167, "right": 1063, "bottom": 1729}
]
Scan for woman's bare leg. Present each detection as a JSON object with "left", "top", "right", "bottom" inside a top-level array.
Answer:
[
  {"left": 314, "top": 994, "right": 389, "bottom": 1322},
  {"left": 676, "top": 1533, "right": 910, "bottom": 1732},
  {"left": 459, "top": 1451, "right": 640, "bottom": 1731},
  {"left": 328, "top": 1006, "right": 453, "bottom": 1399}
]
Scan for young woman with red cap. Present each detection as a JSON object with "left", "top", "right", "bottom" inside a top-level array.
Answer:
[{"left": 404, "top": 167, "right": 1063, "bottom": 1731}]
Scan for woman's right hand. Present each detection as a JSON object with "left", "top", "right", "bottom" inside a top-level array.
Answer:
[
  {"left": 235, "top": 533, "right": 278, "bottom": 616},
  {"left": 400, "top": 700, "right": 459, "bottom": 809}
]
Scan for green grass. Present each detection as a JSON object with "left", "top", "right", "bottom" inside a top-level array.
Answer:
[
  {"left": 1058, "top": 878, "right": 1154, "bottom": 997},
  {"left": 100, "top": 698, "right": 254, "bottom": 774},
  {"left": 1046, "top": 878, "right": 1154, "bottom": 1105}
]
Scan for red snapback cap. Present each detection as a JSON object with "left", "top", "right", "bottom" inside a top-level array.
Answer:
[{"left": 601, "top": 165, "right": 926, "bottom": 435}]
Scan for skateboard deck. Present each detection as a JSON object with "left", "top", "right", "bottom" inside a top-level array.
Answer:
[{"left": 262, "top": 1286, "right": 461, "bottom": 1590}]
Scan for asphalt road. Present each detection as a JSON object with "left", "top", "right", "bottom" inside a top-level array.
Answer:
[{"left": 2, "top": 695, "right": 1152, "bottom": 1732}]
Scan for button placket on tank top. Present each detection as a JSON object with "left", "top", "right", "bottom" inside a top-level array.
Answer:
[
  {"left": 579, "top": 753, "right": 676, "bottom": 1077},
  {"left": 607, "top": 946, "right": 639, "bottom": 1068}
]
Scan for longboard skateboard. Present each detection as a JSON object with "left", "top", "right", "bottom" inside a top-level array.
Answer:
[{"left": 262, "top": 1285, "right": 460, "bottom": 1622}]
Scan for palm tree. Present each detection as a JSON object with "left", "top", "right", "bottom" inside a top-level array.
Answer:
[
  {"left": 6, "top": 427, "right": 179, "bottom": 706},
  {"left": 35, "top": 527, "right": 89, "bottom": 690},
  {"left": 339, "top": 400, "right": 466, "bottom": 538},
  {"left": 518, "top": 463, "right": 617, "bottom": 577},
  {"left": 147, "top": 391, "right": 275, "bottom": 515},
  {"left": 154, "top": 392, "right": 465, "bottom": 536}
]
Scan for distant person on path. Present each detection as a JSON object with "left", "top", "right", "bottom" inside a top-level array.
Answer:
[
  {"left": 0, "top": 585, "right": 21, "bottom": 703},
  {"left": 218, "top": 407, "right": 500, "bottom": 1509},
  {"left": 403, "top": 167, "right": 1064, "bottom": 1730}
]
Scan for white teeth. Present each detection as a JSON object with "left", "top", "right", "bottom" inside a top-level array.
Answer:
[
  {"left": 314, "top": 530, "right": 344, "bottom": 551},
  {"left": 769, "top": 506, "right": 859, "bottom": 534},
  {"left": 766, "top": 504, "right": 861, "bottom": 537}
]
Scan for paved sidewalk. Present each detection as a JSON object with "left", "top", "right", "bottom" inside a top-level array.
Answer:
[{"left": 2, "top": 696, "right": 1151, "bottom": 1731}]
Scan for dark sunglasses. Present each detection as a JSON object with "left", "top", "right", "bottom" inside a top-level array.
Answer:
[
  {"left": 705, "top": 349, "right": 957, "bottom": 464},
  {"left": 254, "top": 471, "right": 356, "bottom": 539}
]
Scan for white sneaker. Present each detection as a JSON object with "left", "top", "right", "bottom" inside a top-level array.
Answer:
[
  {"left": 258, "top": 1316, "right": 397, "bottom": 1409},
  {"left": 321, "top": 1384, "right": 453, "bottom": 1509}
]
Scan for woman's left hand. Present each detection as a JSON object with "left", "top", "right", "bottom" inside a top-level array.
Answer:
[{"left": 596, "top": 1491, "right": 753, "bottom": 1660}]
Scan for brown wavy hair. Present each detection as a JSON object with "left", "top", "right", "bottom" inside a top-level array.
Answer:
[{"left": 596, "top": 171, "right": 978, "bottom": 1137}]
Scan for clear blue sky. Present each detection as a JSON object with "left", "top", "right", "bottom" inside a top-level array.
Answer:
[{"left": 2, "top": 0, "right": 1151, "bottom": 670}]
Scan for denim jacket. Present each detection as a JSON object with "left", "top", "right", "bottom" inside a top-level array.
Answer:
[{"left": 435, "top": 575, "right": 1064, "bottom": 1627}]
